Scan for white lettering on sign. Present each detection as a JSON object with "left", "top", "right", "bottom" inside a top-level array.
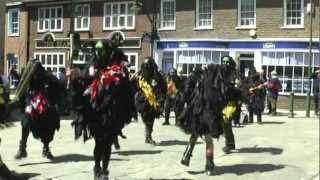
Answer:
[
  {"left": 263, "top": 42, "right": 275, "bottom": 49},
  {"left": 179, "top": 42, "right": 189, "bottom": 48}
]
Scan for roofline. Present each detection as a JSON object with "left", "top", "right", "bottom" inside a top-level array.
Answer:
[{"left": 20, "top": 0, "right": 105, "bottom": 6}]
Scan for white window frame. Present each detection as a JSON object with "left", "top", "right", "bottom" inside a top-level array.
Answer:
[
  {"left": 6, "top": 54, "right": 19, "bottom": 89},
  {"left": 73, "top": 51, "right": 91, "bottom": 64},
  {"left": 160, "top": 0, "right": 176, "bottom": 30},
  {"left": 125, "top": 52, "right": 138, "bottom": 72},
  {"left": 103, "top": 2, "right": 135, "bottom": 30},
  {"left": 195, "top": 0, "right": 213, "bottom": 29},
  {"left": 261, "top": 51, "right": 318, "bottom": 96},
  {"left": 74, "top": 4, "right": 90, "bottom": 31},
  {"left": 37, "top": 7, "right": 63, "bottom": 33},
  {"left": 7, "top": 8, "right": 20, "bottom": 36},
  {"left": 237, "top": 0, "right": 256, "bottom": 29},
  {"left": 283, "top": 0, "right": 304, "bottom": 28},
  {"left": 175, "top": 49, "right": 229, "bottom": 76},
  {"left": 34, "top": 52, "right": 65, "bottom": 78}
]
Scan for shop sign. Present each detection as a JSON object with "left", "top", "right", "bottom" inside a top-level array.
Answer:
[
  {"left": 263, "top": 42, "right": 275, "bottom": 49},
  {"left": 179, "top": 42, "right": 189, "bottom": 48},
  {"left": 36, "top": 40, "right": 70, "bottom": 49}
]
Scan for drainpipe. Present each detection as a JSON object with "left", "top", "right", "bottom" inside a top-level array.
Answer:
[{"left": 26, "top": 4, "right": 30, "bottom": 69}]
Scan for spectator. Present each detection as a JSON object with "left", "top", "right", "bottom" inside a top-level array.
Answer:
[
  {"left": 265, "top": 71, "right": 282, "bottom": 116},
  {"left": 57, "top": 68, "right": 69, "bottom": 116},
  {"left": 310, "top": 68, "right": 320, "bottom": 116}
]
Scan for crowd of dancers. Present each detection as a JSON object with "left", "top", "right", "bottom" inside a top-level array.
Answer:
[{"left": 0, "top": 39, "right": 305, "bottom": 180}]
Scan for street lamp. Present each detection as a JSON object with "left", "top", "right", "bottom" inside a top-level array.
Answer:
[
  {"left": 132, "top": 0, "right": 159, "bottom": 57},
  {"left": 306, "top": 0, "right": 313, "bottom": 117}
]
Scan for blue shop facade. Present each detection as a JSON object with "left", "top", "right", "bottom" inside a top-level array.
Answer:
[{"left": 154, "top": 39, "right": 320, "bottom": 96}]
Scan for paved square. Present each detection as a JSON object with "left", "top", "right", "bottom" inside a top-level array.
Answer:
[{"left": 0, "top": 111, "right": 319, "bottom": 180}]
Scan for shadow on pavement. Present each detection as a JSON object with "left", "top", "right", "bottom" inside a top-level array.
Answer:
[
  {"left": 157, "top": 140, "right": 202, "bottom": 146},
  {"left": 113, "top": 150, "right": 163, "bottom": 156},
  {"left": 2, "top": 172, "right": 40, "bottom": 180},
  {"left": 187, "top": 164, "right": 285, "bottom": 175},
  {"left": 261, "top": 121, "right": 286, "bottom": 125},
  {"left": 232, "top": 125, "right": 245, "bottom": 128},
  {"left": 266, "top": 112, "right": 289, "bottom": 117},
  {"left": 150, "top": 179, "right": 192, "bottom": 180},
  {"left": 0, "top": 122, "right": 15, "bottom": 129},
  {"left": 19, "top": 154, "right": 127, "bottom": 166},
  {"left": 236, "top": 147, "right": 283, "bottom": 155}
]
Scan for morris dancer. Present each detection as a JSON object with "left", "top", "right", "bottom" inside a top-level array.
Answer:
[
  {"left": 69, "top": 40, "right": 134, "bottom": 180},
  {"left": 179, "top": 57, "right": 241, "bottom": 175},
  {"left": 14, "top": 61, "right": 63, "bottom": 160},
  {"left": 134, "top": 57, "right": 166, "bottom": 145}
]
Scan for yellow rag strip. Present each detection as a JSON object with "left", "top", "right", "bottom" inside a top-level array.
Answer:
[
  {"left": 223, "top": 101, "right": 237, "bottom": 122},
  {"left": 138, "top": 76, "right": 160, "bottom": 110}
]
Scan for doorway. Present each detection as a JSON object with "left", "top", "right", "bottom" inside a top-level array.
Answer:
[{"left": 239, "top": 53, "right": 254, "bottom": 79}]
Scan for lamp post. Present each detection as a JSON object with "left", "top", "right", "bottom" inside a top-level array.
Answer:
[
  {"left": 132, "top": 0, "right": 159, "bottom": 57},
  {"left": 306, "top": 0, "right": 313, "bottom": 117}
]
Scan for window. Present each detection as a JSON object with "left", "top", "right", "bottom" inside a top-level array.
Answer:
[
  {"left": 284, "top": 0, "right": 304, "bottom": 27},
  {"left": 262, "top": 51, "right": 318, "bottom": 95},
  {"left": 160, "top": 0, "right": 176, "bottom": 30},
  {"left": 125, "top": 52, "right": 138, "bottom": 73},
  {"left": 238, "top": 0, "right": 256, "bottom": 28},
  {"left": 34, "top": 52, "right": 65, "bottom": 78},
  {"left": 75, "top": 4, "right": 90, "bottom": 31},
  {"left": 162, "top": 51, "right": 174, "bottom": 74},
  {"left": 196, "top": 0, "right": 213, "bottom": 29},
  {"left": 8, "top": 9, "right": 19, "bottom": 36},
  {"left": 73, "top": 51, "right": 91, "bottom": 65},
  {"left": 104, "top": 2, "right": 135, "bottom": 30},
  {"left": 176, "top": 50, "right": 228, "bottom": 76},
  {"left": 38, "top": 7, "right": 63, "bottom": 32},
  {"left": 6, "top": 53, "right": 19, "bottom": 88}
]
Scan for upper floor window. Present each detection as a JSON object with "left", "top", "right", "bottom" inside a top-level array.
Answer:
[
  {"left": 8, "top": 9, "right": 19, "bottom": 36},
  {"left": 196, "top": 0, "right": 213, "bottom": 29},
  {"left": 125, "top": 52, "right": 138, "bottom": 73},
  {"left": 238, "top": 0, "right": 256, "bottom": 28},
  {"left": 103, "top": 2, "right": 135, "bottom": 30},
  {"left": 160, "top": 0, "right": 176, "bottom": 30},
  {"left": 75, "top": 4, "right": 90, "bottom": 31},
  {"left": 38, "top": 7, "right": 63, "bottom": 32},
  {"left": 284, "top": 0, "right": 304, "bottom": 28}
]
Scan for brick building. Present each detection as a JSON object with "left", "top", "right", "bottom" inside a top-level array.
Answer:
[
  {"left": 4, "top": 0, "right": 155, "bottom": 87},
  {"left": 0, "top": 0, "right": 18, "bottom": 73},
  {"left": 4, "top": 0, "right": 320, "bottom": 108}
]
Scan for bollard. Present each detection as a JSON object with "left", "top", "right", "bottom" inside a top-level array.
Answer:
[{"left": 288, "top": 92, "right": 294, "bottom": 118}]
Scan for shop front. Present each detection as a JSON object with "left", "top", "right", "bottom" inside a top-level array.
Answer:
[{"left": 155, "top": 40, "right": 320, "bottom": 96}]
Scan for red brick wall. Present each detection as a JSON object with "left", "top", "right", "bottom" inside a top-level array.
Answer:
[
  {"left": 27, "top": 1, "right": 154, "bottom": 68},
  {"left": 4, "top": 6, "right": 28, "bottom": 75},
  {"left": 158, "top": 0, "right": 320, "bottom": 39}
]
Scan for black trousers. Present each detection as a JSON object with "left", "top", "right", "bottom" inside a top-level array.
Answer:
[
  {"left": 223, "top": 120, "right": 235, "bottom": 148},
  {"left": 93, "top": 135, "right": 115, "bottom": 171},
  {"left": 249, "top": 111, "right": 262, "bottom": 123},
  {"left": 314, "top": 94, "right": 319, "bottom": 114}
]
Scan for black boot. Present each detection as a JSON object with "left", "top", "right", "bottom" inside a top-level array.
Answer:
[
  {"left": 180, "top": 143, "right": 195, "bottom": 166},
  {"left": 113, "top": 137, "right": 120, "bottom": 150},
  {"left": 15, "top": 140, "right": 27, "bottom": 159},
  {"left": 145, "top": 123, "right": 156, "bottom": 145},
  {"left": 162, "top": 113, "right": 170, "bottom": 125},
  {"left": 145, "top": 137, "right": 156, "bottom": 145},
  {"left": 93, "top": 165, "right": 102, "bottom": 180},
  {"left": 42, "top": 145, "right": 54, "bottom": 160},
  {"left": 100, "top": 169, "right": 109, "bottom": 180},
  {"left": 257, "top": 114, "right": 262, "bottom": 124},
  {"left": 249, "top": 111, "right": 254, "bottom": 123},
  {"left": 205, "top": 159, "right": 215, "bottom": 176},
  {"left": 222, "top": 144, "right": 235, "bottom": 154},
  {"left": 0, "top": 164, "right": 12, "bottom": 180}
]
